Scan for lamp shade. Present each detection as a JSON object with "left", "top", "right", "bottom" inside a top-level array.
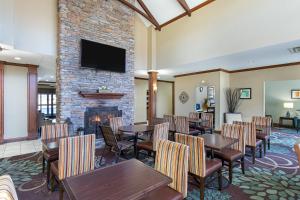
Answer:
[{"left": 283, "top": 102, "right": 294, "bottom": 109}]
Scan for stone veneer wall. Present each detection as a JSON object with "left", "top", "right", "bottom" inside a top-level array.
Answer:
[{"left": 57, "top": 0, "right": 135, "bottom": 129}]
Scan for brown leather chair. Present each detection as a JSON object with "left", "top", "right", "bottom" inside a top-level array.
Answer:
[
  {"left": 294, "top": 141, "right": 300, "bottom": 166},
  {"left": 214, "top": 124, "right": 245, "bottom": 183}
]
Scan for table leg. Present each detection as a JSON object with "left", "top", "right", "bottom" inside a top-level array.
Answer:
[
  {"left": 134, "top": 132, "right": 138, "bottom": 157},
  {"left": 211, "top": 149, "right": 214, "bottom": 159}
]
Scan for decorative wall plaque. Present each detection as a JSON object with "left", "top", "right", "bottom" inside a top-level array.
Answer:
[{"left": 179, "top": 91, "right": 189, "bottom": 104}]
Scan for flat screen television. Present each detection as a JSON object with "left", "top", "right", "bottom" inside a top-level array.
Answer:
[{"left": 81, "top": 39, "right": 126, "bottom": 73}]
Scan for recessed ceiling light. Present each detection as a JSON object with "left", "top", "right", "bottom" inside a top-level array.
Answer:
[
  {"left": 14, "top": 57, "right": 21, "bottom": 60},
  {"left": 50, "top": 75, "right": 54, "bottom": 78},
  {"left": 46, "top": 79, "right": 49, "bottom": 82}
]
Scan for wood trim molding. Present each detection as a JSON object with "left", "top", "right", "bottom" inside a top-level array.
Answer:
[
  {"left": 135, "top": 77, "right": 174, "bottom": 83},
  {"left": 0, "top": 60, "right": 38, "bottom": 68},
  {"left": 137, "top": 0, "right": 160, "bottom": 30},
  {"left": 174, "top": 61, "right": 300, "bottom": 78},
  {"left": 27, "top": 66, "right": 38, "bottom": 140},
  {"left": 147, "top": 71, "right": 158, "bottom": 125},
  {"left": 0, "top": 64, "right": 4, "bottom": 143}
]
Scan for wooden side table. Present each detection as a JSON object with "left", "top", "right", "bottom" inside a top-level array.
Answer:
[{"left": 279, "top": 117, "right": 295, "bottom": 128}]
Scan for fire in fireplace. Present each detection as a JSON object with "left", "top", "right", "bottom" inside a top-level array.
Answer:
[{"left": 84, "top": 106, "right": 122, "bottom": 138}]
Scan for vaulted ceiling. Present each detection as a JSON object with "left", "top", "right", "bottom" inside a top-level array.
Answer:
[{"left": 119, "top": 0, "right": 214, "bottom": 30}]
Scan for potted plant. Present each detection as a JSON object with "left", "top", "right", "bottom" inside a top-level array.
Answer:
[{"left": 224, "top": 88, "right": 242, "bottom": 123}]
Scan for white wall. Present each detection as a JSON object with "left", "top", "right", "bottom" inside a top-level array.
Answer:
[
  {"left": 0, "top": 0, "right": 57, "bottom": 55},
  {"left": 156, "top": 0, "right": 300, "bottom": 69},
  {"left": 265, "top": 80, "right": 300, "bottom": 123},
  {"left": 135, "top": 15, "right": 148, "bottom": 70},
  {"left": 134, "top": 79, "right": 148, "bottom": 122},
  {"left": 157, "top": 81, "right": 173, "bottom": 117},
  {"left": 4, "top": 65, "right": 28, "bottom": 139}
]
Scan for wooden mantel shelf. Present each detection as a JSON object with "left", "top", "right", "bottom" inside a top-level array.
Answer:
[{"left": 79, "top": 91, "right": 125, "bottom": 99}]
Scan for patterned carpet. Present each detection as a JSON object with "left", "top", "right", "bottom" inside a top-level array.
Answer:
[{"left": 0, "top": 128, "right": 299, "bottom": 200}]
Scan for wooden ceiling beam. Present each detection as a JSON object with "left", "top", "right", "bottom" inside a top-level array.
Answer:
[
  {"left": 159, "top": 0, "right": 215, "bottom": 29},
  {"left": 118, "top": 0, "right": 160, "bottom": 30},
  {"left": 177, "top": 0, "right": 191, "bottom": 16},
  {"left": 137, "top": 0, "right": 161, "bottom": 30}
]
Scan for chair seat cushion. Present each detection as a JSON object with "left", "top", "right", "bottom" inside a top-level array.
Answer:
[
  {"left": 256, "top": 139, "right": 263, "bottom": 146},
  {"left": 136, "top": 141, "right": 153, "bottom": 151},
  {"left": 142, "top": 186, "right": 183, "bottom": 200},
  {"left": 214, "top": 148, "right": 243, "bottom": 161},
  {"left": 117, "top": 140, "right": 134, "bottom": 151},
  {"left": 50, "top": 160, "right": 59, "bottom": 178},
  {"left": 205, "top": 159, "right": 222, "bottom": 176},
  {"left": 43, "top": 150, "right": 58, "bottom": 161},
  {"left": 256, "top": 133, "right": 269, "bottom": 140},
  {"left": 189, "top": 129, "right": 201, "bottom": 136}
]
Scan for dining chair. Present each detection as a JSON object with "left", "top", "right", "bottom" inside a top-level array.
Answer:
[
  {"left": 109, "top": 117, "right": 134, "bottom": 141},
  {"left": 175, "top": 133, "right": 222, "bottom": 200},
  {"left": 233, "top": 121, "right": 263, "bottom": 164},
  {"left": 198, "top": 113, "right": 214, "bottom": 134},
  {"left": 50, "top": 134, "right": 95, "bottom": 200},
  {"left": 252, "top": 116, "right": 272, "bottom": 154},
  {"left": 100, "top": 126, "right": 134, "bottom": 164},
  {"left": 189, "top": 112, "right": 200, "bottom": 119},
  {"left": 214, "top": 124, "right": 245, "bottom": 183},
  {"left": 294, "top": 141, "right": 300, "bottom": 166},
  {"left": 163, "top": 114, "right": 176, "bottom": 134},
  {"left": 0, "top": 175, "right": 18, "bottom": 200},
  {"left": 143, "top": 140, "right": 189, "bottom": 199},
  {"left": 174, "top": 116, "right": 200, "bottom": 135},
  {"left": 41, "top": 123, "right": 69, "bottom": 184},
  {"left": 136, "top": 122, "right": 169, "bottom": 159},
  {"left": 152, "top": 117, "right": 167, "bottom": 125}
]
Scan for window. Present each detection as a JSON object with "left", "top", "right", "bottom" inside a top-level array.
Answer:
[{"left": 38, "top": 89, "right": 56, "bottom": 117}]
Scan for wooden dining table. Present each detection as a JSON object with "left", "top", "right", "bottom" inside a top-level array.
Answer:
[
  {"left": 119, "top": 125, "right": 154, "bottom": 154},
  {"left": 62, "top": 159, "right": 172, "bottom": 200}
]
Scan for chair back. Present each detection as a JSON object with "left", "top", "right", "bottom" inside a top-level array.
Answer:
[
  {"left": 41, "top": 123, "right": 69, "bottom": 140},
  {"left": 109, "top": 117, "right": 123, "bottom": 134},
  {"left": 201, "top": 113, "right": 213, "bottom": 128},
  {"left": 100, "top": 126, "right": 120, "bottom": 151},
  {"left": 175, "top": 133, "right": 206, "bottom": 178},
  {"left": 294, "top": 141, "right": 300, "bottom": 166},
  {"left": 233, "top": 121, "right": 256, "bottom": 147},
  {"left": 152, "top": 123, "right": 169, "bottom": 151},
  {"left": 0, "top": 175, "right": 18, "bottom": 200},
  {"left": 155, "top": 140, "right": 189, "bottom": 198},
  {"left": 163, "top": 115, "right": 176, "bottom": 132},
  {"left": 58, "top": 134, "right": 95, "bottom": 180},
  {"left": 221, "top": 124, "right": 245, "bottom": 154},
  {"left": 189, "top": 112, "right": 199, "bottom": 120},
  {"left": 225, "top": 113, "right": 242, "bottom": 124},
  {"left": 153, "top": 117, "right": 167, "bottom": 125},
  {"left": 252, "top": 116, "right": 272, "bottom": 127},
  {"left": 174, "top": 116, "right": 189, "bottom": 134}
]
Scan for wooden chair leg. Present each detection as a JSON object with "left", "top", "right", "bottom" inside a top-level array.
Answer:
[
  {"left": 136, "top": 148, "right": 139, "bottom": 159},
  {"left": 50, "top": 169, "right": 55, "bottom": 192},
  {"left": 59, "top": 182, "right": 64, "bottom": 200},
  {"left": 47, "top": 160, "right": 51, "bottom": 185},
  {"left": 200, "top": 177, "right": 205, "bottom": 200},
  {"left": 217, "top": 169, "right": 222, "bottom": 191},
  {"left": 268, "top": 138, "right": 270, "bottom": 150},
  {"left": 42, "top": 155, "right": 45, "bottom": 173},
  {"left": 241, "top": 157, "right": 245, "bottom": 174},
  {"left": 115, "top": 151, "right": 121, "bottom": 163},
  {"left": 99, "top": 147, "right": 108, "bottom": 166},
  {"left": 251, "top": 146, "right": 255, "bottom": 164},
  {"left": 263, "top": 139, "right": 267, "bottom": 155},
  {"left": 259, "top": 144, "right": 263, "bottom": 158},
  {"left": 229, "top": 161, "right": 233, "bottom": 184}
]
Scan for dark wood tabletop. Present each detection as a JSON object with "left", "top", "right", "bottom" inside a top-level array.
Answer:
[
  {"left": 199, "top": 134, "right": 238, "bottom": 151},
  {"left": 41, "top": 135, "right": 77, "bottom": 151},
  {"left": 62, "top": 159, "right": 172, "bottom": 200},
  {"left": 256, "top": 125, "right": 271, "bottom": 135},
  {"left": 119, "top": 125, "right": 154, "bottom": 133}
]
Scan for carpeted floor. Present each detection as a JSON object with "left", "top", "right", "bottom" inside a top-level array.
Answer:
[{"left": 0, "top": 128, "right": 299, "bottom": 200}]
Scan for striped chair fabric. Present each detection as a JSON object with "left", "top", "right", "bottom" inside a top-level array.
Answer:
[
  {"left": 201, "top": 113, "right": 214, "bottom": 128},
  {"left": 0, "top": 175, "right": 18, "bottom": 200},
  {"left": 163, "top": 115, "right": 176, "bottom": 132},
  {"left": 294, "top": 142, "right": 300, "bottom": 166},
  {"left": 175, "top": 133, "right": 206, "bottom": 177},
  {"left": 152, "top": 122, "right": 169, "bottom": 151},
  {"left": 58, "top": 134, "right": 95, "bottom": 180},
  {"left": 155, "top": 140, "right": 189, "bottom": 198},
  {"left": 174, "top": 116, "right": 189, "bottom": 134},
  {"left": 222, "top": 124, "right": 245, "bottom": 154},
  {"left": 41, "top": 123, "right": 69, "bottom": 140},
  {"left": 189, "top": 112, "right": 199, "bottom": 120},
  {"left": 233, "top": 121, "right": 256, "bottom": 147},
  {"left": 109, "top": 117, "right": 123, "bottom": 134},
  {"left": 252, "top": 116, "right": 272, "bottom": 127}
]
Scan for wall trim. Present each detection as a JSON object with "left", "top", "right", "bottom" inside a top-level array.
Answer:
[
  {"left": 174, "top": 61, "right": 300, "bottom": 78},
  {"left": 0, "top": 60, "right": 38, "bottom": 68},
  {"left": 135, "top": 77, "right": 174, "bottom": 83}
]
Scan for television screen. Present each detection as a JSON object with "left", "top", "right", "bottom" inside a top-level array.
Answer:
[{"left": 81, "top": 39, "right": 126, "bottom": 73}]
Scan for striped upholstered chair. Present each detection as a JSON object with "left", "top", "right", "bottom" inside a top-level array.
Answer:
[
  {"left": 109, "top": 117, "right": 134, "bottom": 141},
  {"left": 41, "top": 123, "right": 69, "bottom": 184},
  {"left": 175, "top": 133, "right": 222, "bottom": 200},
  {"left": 174, "top": 116, "right": 200, "bottom": 136},
  {"left": 136, "top": 122, "right": 169, "bottom": 159},
  {"left": 198, "top": 113, "right": 214, "bottom": 134},
  {"left": 143, "top": 140, "right": 189, "bottom": 199},
  {"left": 163, "top": 114, "right": 176, "bottom": 140},
  {"left": 50, "top": 134, "right": 95, "bottom": 200},
  {"left": 234, "top": 121, "right": 263, "bottom": 164},
  {"left": 0, "top": 175, "right": 18, "bottom": 200},
  {"left": 189, "top": 112, "right": 200, "bottom": 119},
  {"left": 295, "top": 141, "right": 300, "bottom": 167},
  {"left": 252, "top": 116, "right": 272, "bottom": 154},
  {"left": 214, "top": 124, "right": 245, "bottom": 183}
]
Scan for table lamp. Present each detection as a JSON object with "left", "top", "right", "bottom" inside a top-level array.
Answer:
[{"left": 283, "top": 102, "right": 294, "bottom": 117}]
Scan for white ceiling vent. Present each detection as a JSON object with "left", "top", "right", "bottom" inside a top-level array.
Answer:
[{"left": 288, "top": 47, "right": 300, "bottom": 54}]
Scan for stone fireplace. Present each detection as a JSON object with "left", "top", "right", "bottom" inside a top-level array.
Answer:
[{"left": 84, "top": 106, "right": 122, "bottom": 138}]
